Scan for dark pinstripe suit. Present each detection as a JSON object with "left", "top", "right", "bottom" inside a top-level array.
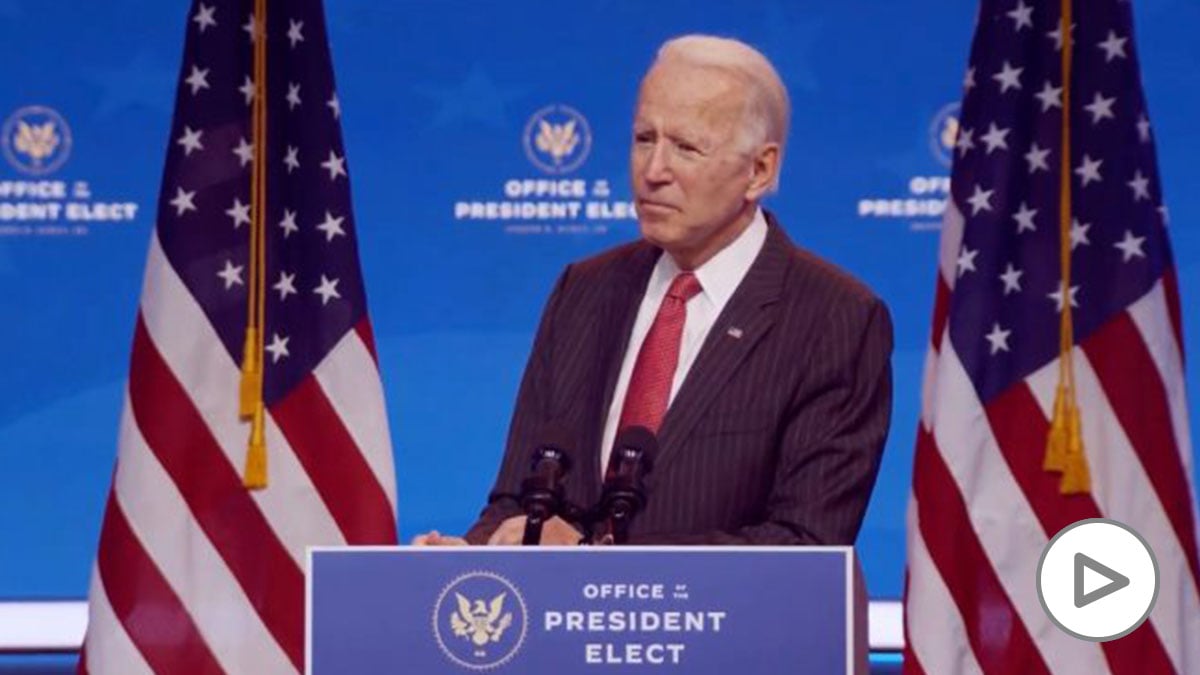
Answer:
[{"left": 465, "top": 213, "right": 893, "bottom": 545}]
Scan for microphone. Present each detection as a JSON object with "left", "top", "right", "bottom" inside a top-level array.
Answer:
[
  {"left": 598, "top": 425, "right": 657, "bottom": 544},
  {"left": 519, "top": 424, "right": 575, "bottom": 545}
]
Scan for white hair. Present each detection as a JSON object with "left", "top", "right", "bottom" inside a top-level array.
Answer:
[{"left": 653, "top": 34, "right": 790, "bottom": 188}]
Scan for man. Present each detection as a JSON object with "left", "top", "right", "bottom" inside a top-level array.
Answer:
[{"left": 416, "top": 34, "right": 892, "bottom": 547}]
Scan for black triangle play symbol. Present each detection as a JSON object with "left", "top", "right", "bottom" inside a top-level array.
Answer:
[{"left": 1074, "top": 552, "right": 1130, "bottom": 608}]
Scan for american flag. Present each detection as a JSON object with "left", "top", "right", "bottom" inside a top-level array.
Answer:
[
  {"left": 78, "top": 1, "right": 398, "bottom": 673},
  {"left": 904, "top": 1, "right": 1199, "bottom": 673}
]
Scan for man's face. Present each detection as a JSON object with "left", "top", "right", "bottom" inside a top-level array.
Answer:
[{"left": 630, "top": 60, "right": 760, "bottom": 267}]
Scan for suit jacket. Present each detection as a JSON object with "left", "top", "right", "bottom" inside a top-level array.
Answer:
[{"left": 465, "top": 212, "right": 893, "bottom": 545}]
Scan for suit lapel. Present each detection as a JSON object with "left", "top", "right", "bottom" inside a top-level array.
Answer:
[{"left": 652, "top": 217, "right": 793, "bottom": 477}]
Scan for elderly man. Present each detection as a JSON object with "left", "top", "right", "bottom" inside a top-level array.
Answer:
[{"left": 417, "top": 35, "right": 892, "bottom": 547}]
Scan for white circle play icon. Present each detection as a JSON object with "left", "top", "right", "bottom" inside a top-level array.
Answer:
[{"left": 1037, "top": 518, "right": 1159, "bottom": 642}]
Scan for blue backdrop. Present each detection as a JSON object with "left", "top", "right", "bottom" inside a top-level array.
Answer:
[{"left": 1, "top": 0, "right": 1197, "bottom": 602}]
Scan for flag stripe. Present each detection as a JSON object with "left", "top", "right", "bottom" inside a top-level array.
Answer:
[
  {"left": 919, "top": 347, "right": 939, "bottom": 432},
  {"left": 920, "top": 278, "right": 952, "bottom": 431},
  {"left": 931, "top": 277, "right": 951, "bottom": 354},
  {"left": 913, "top": 429, "right": 1049, "bottom": 675},
  {"left": 272, "top": 375, "right": 397, "bottom": 543},
  {"left": 903, "top": 502, "right": 983, "bottom": 675},
  {"left": 311, "top": 326, "right": 398, "bottom": 514},
  {"left": 1081, "top": 312, "right": 1200, "bottom": 589},
  {"left": 139, "top": 233, "right": 347, "bottom": 564},
  {"left": 938, "top": 201, "right": 965, "bottom": 290},
  {"left": 901, "top": 571, "right": 917, "bottom": 675},
  {"left": 116, "top": 393, "right": 296, "bottom": 674},
  {"left": 1161, "top": 267, "right": 1184, "bottom": 363},
  {"left": 984, "top": 382, "right": 1176, "bottom": 674},
  {"left": 95, "top": 492, "right": 223, "bottom": 674},
  {"left": 80, "top": 566, "right": 153, "bottom": 675},
  {"left": 354, "top": 318, "right": 379, "bottom": 364},
  {"left": 1127, "top": 283, "right": 1197, "bottom": 505},
  {"left": 129, "top": 317, "right": 305, "bottom": 669}
]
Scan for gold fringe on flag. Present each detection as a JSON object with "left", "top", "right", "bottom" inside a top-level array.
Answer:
[
  {"left": 240, "top": 0, "right": 269, "bottom": 489},
  {"left": 1043, "top": 0, "right": 1090, "bottom": 495}
]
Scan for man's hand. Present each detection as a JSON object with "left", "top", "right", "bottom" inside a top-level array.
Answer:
[
  {"left": 487, "top": 516, "right": 582, "bottom": 545},
  {"left": 410, "top": 530, "right": 468, "bottom": 546}
]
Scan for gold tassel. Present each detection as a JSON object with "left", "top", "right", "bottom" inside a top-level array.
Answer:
[
  {"left": 1059, "top": 400, "right": 1091, "bottom": 494},
  {"left": 1043, "top": 383, "right": 1069, "bottom": 472},
  {"left": 243, "top": 401, "right": 267, "bottom": 489},
  {"left": 238, "top": 327, "right": 262, "bottom": 417}
]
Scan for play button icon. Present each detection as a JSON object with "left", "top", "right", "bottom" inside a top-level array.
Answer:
[
  {"left": 1074, "top": 552, "right": 1129, "bottom": 608},
  {"left": 1037, "top": 519, "right": 1159, "bottom": 641}
]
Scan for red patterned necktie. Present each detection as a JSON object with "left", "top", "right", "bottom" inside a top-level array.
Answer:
[{"left": 618, "top": 271, "right": 703, "bottom": 434}]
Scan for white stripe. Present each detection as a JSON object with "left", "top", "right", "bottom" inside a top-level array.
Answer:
[
  {"left": 1026, "top": 348, "right": 1200, "bottom": 674},
  {"left": 82, "top": 567, "right": 153, "bottom": 675},
  {"left": 920, "top": 343, "right": 939, "bottom": 431},
  {"left": 1127, "top": 282, "right": 1198, "bottom": 504},
  {"left": 904, "top": 495, "right": 983, "bottom": 675},
  {"left": 115, "top": 394, "right": 297, "bottom": 675},
  {"left": 939, "top": 200, "right": 965, "bottom": 290},
  {"left": 313, "top": 330, "right": 398, "bottom": 512},
  {"left": 139, "top": 233, "right": 346, "bottom": 564},
  {"left": 930, "top": 342, "right": 1110, "bottom": 674}
]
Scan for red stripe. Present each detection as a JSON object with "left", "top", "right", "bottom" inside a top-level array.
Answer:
[
  {"left": 930, "top": 276, "right": 951, "bottom": 352},
  {"left": 1082, "top": 311, "right": 1200, "bottom": 589},
  {"left": 129, "top": 317, "right": 305, "bottom": 669},
  {"left": 1162, "top": 267, "right": 1185, "bottom": 364},
  {"left": 354, "top": 318, "right": 379, "bottom": 364},
  {"left": 985, "top": 383, "right": 1176, "bottom": 674},
  {"left": 912, "top": 428, "right": 1051, "bottom": 675},
  {"left": 75, "top": 643, "right": 87, "bottom": 674},
  {"left": 901, "top": 572, "right": 928, "bottom": 675},
  {"left": 271, "top": 375, "right": 397, "bottom": 543},
  {"left": 901, "top": 647, "right": 927, "bottom": 675},
  {"left": 94, "top": 490, "right": 224, "bottom": 674}
]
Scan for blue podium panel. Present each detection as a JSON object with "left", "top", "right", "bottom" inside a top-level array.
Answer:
[{"left": 308, "top": 546, "right": 866, "bottom": 674}]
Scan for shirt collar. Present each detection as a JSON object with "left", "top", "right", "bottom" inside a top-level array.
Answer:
[{"left": 650, "top": 207, "right": 768, "bottom": 311}]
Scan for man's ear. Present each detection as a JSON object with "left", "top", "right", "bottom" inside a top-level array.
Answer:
[{"left": 745, "top": 142, "right": 781, "bottom": 201}]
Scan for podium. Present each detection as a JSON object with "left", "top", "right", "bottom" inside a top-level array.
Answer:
[{"left": 307, "top": 546, "right": 868, "bottom": 674}]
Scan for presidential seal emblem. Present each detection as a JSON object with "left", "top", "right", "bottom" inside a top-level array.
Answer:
[
  {"left": 929, "top": 102, "right": 961, "bottom": 169},
  {"left": 523, "top": 104, "right": 591, "bottom": 175},
  {"left": 433, "top": 571, "right": 528, "bottom": 670},
  {"left": 3, "top": 105, "right": 73, "bottom": 176}
]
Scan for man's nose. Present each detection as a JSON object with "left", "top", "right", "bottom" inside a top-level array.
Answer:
[{"left": 640, "top": 141, "right": 673, "bottom": 184}]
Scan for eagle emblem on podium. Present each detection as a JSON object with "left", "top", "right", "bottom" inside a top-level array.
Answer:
[
  {"left": 434, "top": 572, "right": 528, "bottom": 669},
  {"left": 450, "top": 591, "right": 514, "bottom": 649}
]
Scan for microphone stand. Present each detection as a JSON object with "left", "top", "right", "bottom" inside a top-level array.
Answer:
[{"left": 521, "top": 508, "right": 547, "bottom": 545}]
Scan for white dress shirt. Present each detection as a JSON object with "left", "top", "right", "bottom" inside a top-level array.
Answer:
[{"left": 599, "top": 208, "right": 768, "bottom": 476}]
